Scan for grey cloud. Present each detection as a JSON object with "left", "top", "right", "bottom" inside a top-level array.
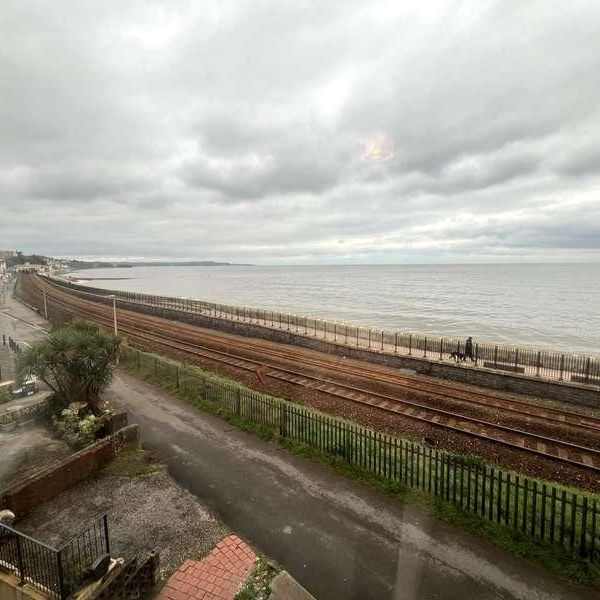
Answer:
[
  {"left": 1, "top": 1, "right": 600, "bottom": 263},
  {"left": 552, "top": 146, "right": 600, "bottom": 178}
]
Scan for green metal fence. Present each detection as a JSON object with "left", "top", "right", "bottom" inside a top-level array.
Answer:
[{"left": 120, "top": 346, "right": 600, "bottom": 562}]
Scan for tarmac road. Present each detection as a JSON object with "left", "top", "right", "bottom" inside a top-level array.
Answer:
[{"left": 106, "top": 371, "right": 598, "bottom": 600}]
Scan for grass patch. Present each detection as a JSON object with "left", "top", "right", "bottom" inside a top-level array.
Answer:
[
  {"left": 426, "top": 495, "right": 600, "bottom": 587},
  {"left": 235, "top": 556, "right": 280, "bottom": 600},
  {"left": 103, "top": 446, "right": 165, "bottom": 477}
]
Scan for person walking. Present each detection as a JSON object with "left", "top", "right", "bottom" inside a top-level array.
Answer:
[{"left": 465, "top": 336, "right": 474, "bottom": 362}]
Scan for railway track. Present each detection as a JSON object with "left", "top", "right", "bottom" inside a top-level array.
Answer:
[
  {"left": 32, "top": 276, "right": 600, "bottom": 435},
  {"left": 25, "top": 276, "right": 600, "bottom": 475}
]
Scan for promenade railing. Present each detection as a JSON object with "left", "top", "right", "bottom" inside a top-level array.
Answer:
[
  {"left": 41, "top": 275, "right": 600, "bottom": 387},
  {"left": 120, "top": 346, "right": 600, "bottom": 563}
]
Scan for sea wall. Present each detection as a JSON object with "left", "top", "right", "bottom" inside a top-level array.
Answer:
[
  {"left": 24, "top": 275, "right": 600, "bottom": 407},
  {"left": 123, "top": 302, "right": 600, "bottom": 407}
]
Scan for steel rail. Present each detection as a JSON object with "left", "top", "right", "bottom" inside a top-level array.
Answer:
[
  {"left": 30, "top": 282, "right": 600, "bottom": 474},
  {"left": 33, "top": 275, "right": 600, "bottom": 434}
]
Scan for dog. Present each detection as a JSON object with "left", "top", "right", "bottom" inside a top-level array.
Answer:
[{"left": 450, "top": 351, "right": 473, "bottom": 362}]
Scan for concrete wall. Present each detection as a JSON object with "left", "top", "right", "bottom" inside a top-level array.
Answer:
[
  {"left": 0, "top": 572, "right": 45, "bottom": 600},
  {"left": 127, "top": 302, "right": 600, "bottom": 408},
  {"left": 0, "top": 425, "right": 139, "bottom": 518}
]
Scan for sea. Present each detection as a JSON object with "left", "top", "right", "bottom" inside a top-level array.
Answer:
[{"left": 66, "top": 263, "right": 600, "bottom": 355}]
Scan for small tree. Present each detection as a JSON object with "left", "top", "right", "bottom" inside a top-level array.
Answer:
[{"left": 19, "top": 320, "right": 121, "bottom": 414}]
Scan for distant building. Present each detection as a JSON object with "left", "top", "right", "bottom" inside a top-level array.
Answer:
[
  {"left": 14, "top": 263, "right": 47, "bottom": 274},
  {"left": 0, "top": 250, "right": 14, "bottom": 260}
]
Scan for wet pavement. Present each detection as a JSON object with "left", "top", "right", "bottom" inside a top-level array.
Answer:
[
  {"left": 0, "top": 283, "right": 49, "bottom": 382},
  {"left": 106, "top": 372, "right": 599, "bottom": 600}
]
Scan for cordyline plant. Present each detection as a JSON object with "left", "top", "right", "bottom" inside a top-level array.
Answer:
[{"left": 19, "top": 319, "right": 121, "bottom": 414}]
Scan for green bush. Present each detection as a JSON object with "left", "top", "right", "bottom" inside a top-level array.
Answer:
[
  {"left": 55, "top": 405, "right": 113, "bottom": 450},
  {"left": 19, "top": 319, "right": 121, "bottom": 415}
]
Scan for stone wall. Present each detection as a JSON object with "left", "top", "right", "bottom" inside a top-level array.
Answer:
[
  {"left": 106, "top": 410, "right": 129, "bottom": 434},
  {"left": 91, "top": 552, "right": 159, "bottom": 600},
  {"left": 127, "top": 302, "right": 600, "bottom": 407},
  {"left": 0, "top": 425, "right": 139, "bottom": 518}
]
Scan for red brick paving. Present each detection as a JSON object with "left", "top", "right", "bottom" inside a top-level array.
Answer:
[{"left": 157, "top": 535, "right": 258, "bottom": 600}]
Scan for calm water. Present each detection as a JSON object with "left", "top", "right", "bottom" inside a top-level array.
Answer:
[{"left": 67, "top": 264, "right": 600, "bottom": 354}]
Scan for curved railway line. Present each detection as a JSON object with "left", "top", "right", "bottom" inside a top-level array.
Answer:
[
  {"left": 30, "top": 276, "right": 600, "bottom": 432},
  {"left": 23, "top": 274, "right": 600, "bottom": 478}
]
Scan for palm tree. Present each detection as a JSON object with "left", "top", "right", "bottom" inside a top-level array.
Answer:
[{"left": 20, "top": 320, "right": 121, "bottom": 413}]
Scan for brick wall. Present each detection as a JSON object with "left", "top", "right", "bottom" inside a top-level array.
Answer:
[{"left": 0, "top": 425, "right": 139, "bottom": 519}]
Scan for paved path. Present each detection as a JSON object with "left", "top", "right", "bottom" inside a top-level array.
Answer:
[
  {"left": 0, "top": 286, "right": 49, "bottom": 347},
  {"left": 0, "top": 286, "right": 49, "bottom": 384},
  {"left": 158, "top": 535, "right": 257, "bottom": 600},
  {"left": 106, "top": 372, "right": 598, "bottom": 600}
]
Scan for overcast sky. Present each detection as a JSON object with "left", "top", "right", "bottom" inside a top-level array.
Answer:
[{"left": 1, "top": 1, "right": 600, "bottom": 264}]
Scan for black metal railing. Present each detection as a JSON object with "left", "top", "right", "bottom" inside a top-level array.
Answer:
[
  {"left": 0, "top": 514, "right": 109, "bottom": 599},
  {"left": 0, "top": 524, "right": 62, "bottom": 597},
  {"left": 59, "top": 514, "right": 110, "bottom": 594}
]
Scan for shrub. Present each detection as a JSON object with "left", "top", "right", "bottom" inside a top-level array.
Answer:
[
  {"left": 56, "top": 405, "right": 113, "bottom": 450},
  {"left": 19, "top": 319, "right": 121, "bottom": 415}
]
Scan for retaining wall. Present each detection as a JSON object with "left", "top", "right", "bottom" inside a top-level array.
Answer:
[
  {"left": 0, "top": 425, "right": 139, "bottom": 518},
  {"left": 125, "top": 302, "right": 600, "bottom": 408}
]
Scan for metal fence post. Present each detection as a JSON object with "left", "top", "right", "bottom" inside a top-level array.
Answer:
[
  {"left": 580, "top": 497, "right": 589, "bottom": 556},
  {"left": 381, "top": 331, "right": 384, "bottom": 351},
  {"left": 15, "top": 534, "right": 25, "bottom": 585},
  {"left": 585, "top": 357, "right": 591, "bottom": 384},
  {"left": 56, "top": 549, "right": 66, "bottom": 599},
  {"left": 394, "top": 332, "right": 398, "bottom": 354},
  {"left": 103, "top": 514, "right": 110, "bottom": 554},
  {"left": 559, "top": 354, "right": 565, "bottom": 381},
  {"left": 408, "top": 334, "right": 412, "bottom": 356},
  {"left": 280, "top": 403, "right": 288, "bottom": 437},
  {"left": 536, "top": 351, "right": 541, "bottom": 377}
]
